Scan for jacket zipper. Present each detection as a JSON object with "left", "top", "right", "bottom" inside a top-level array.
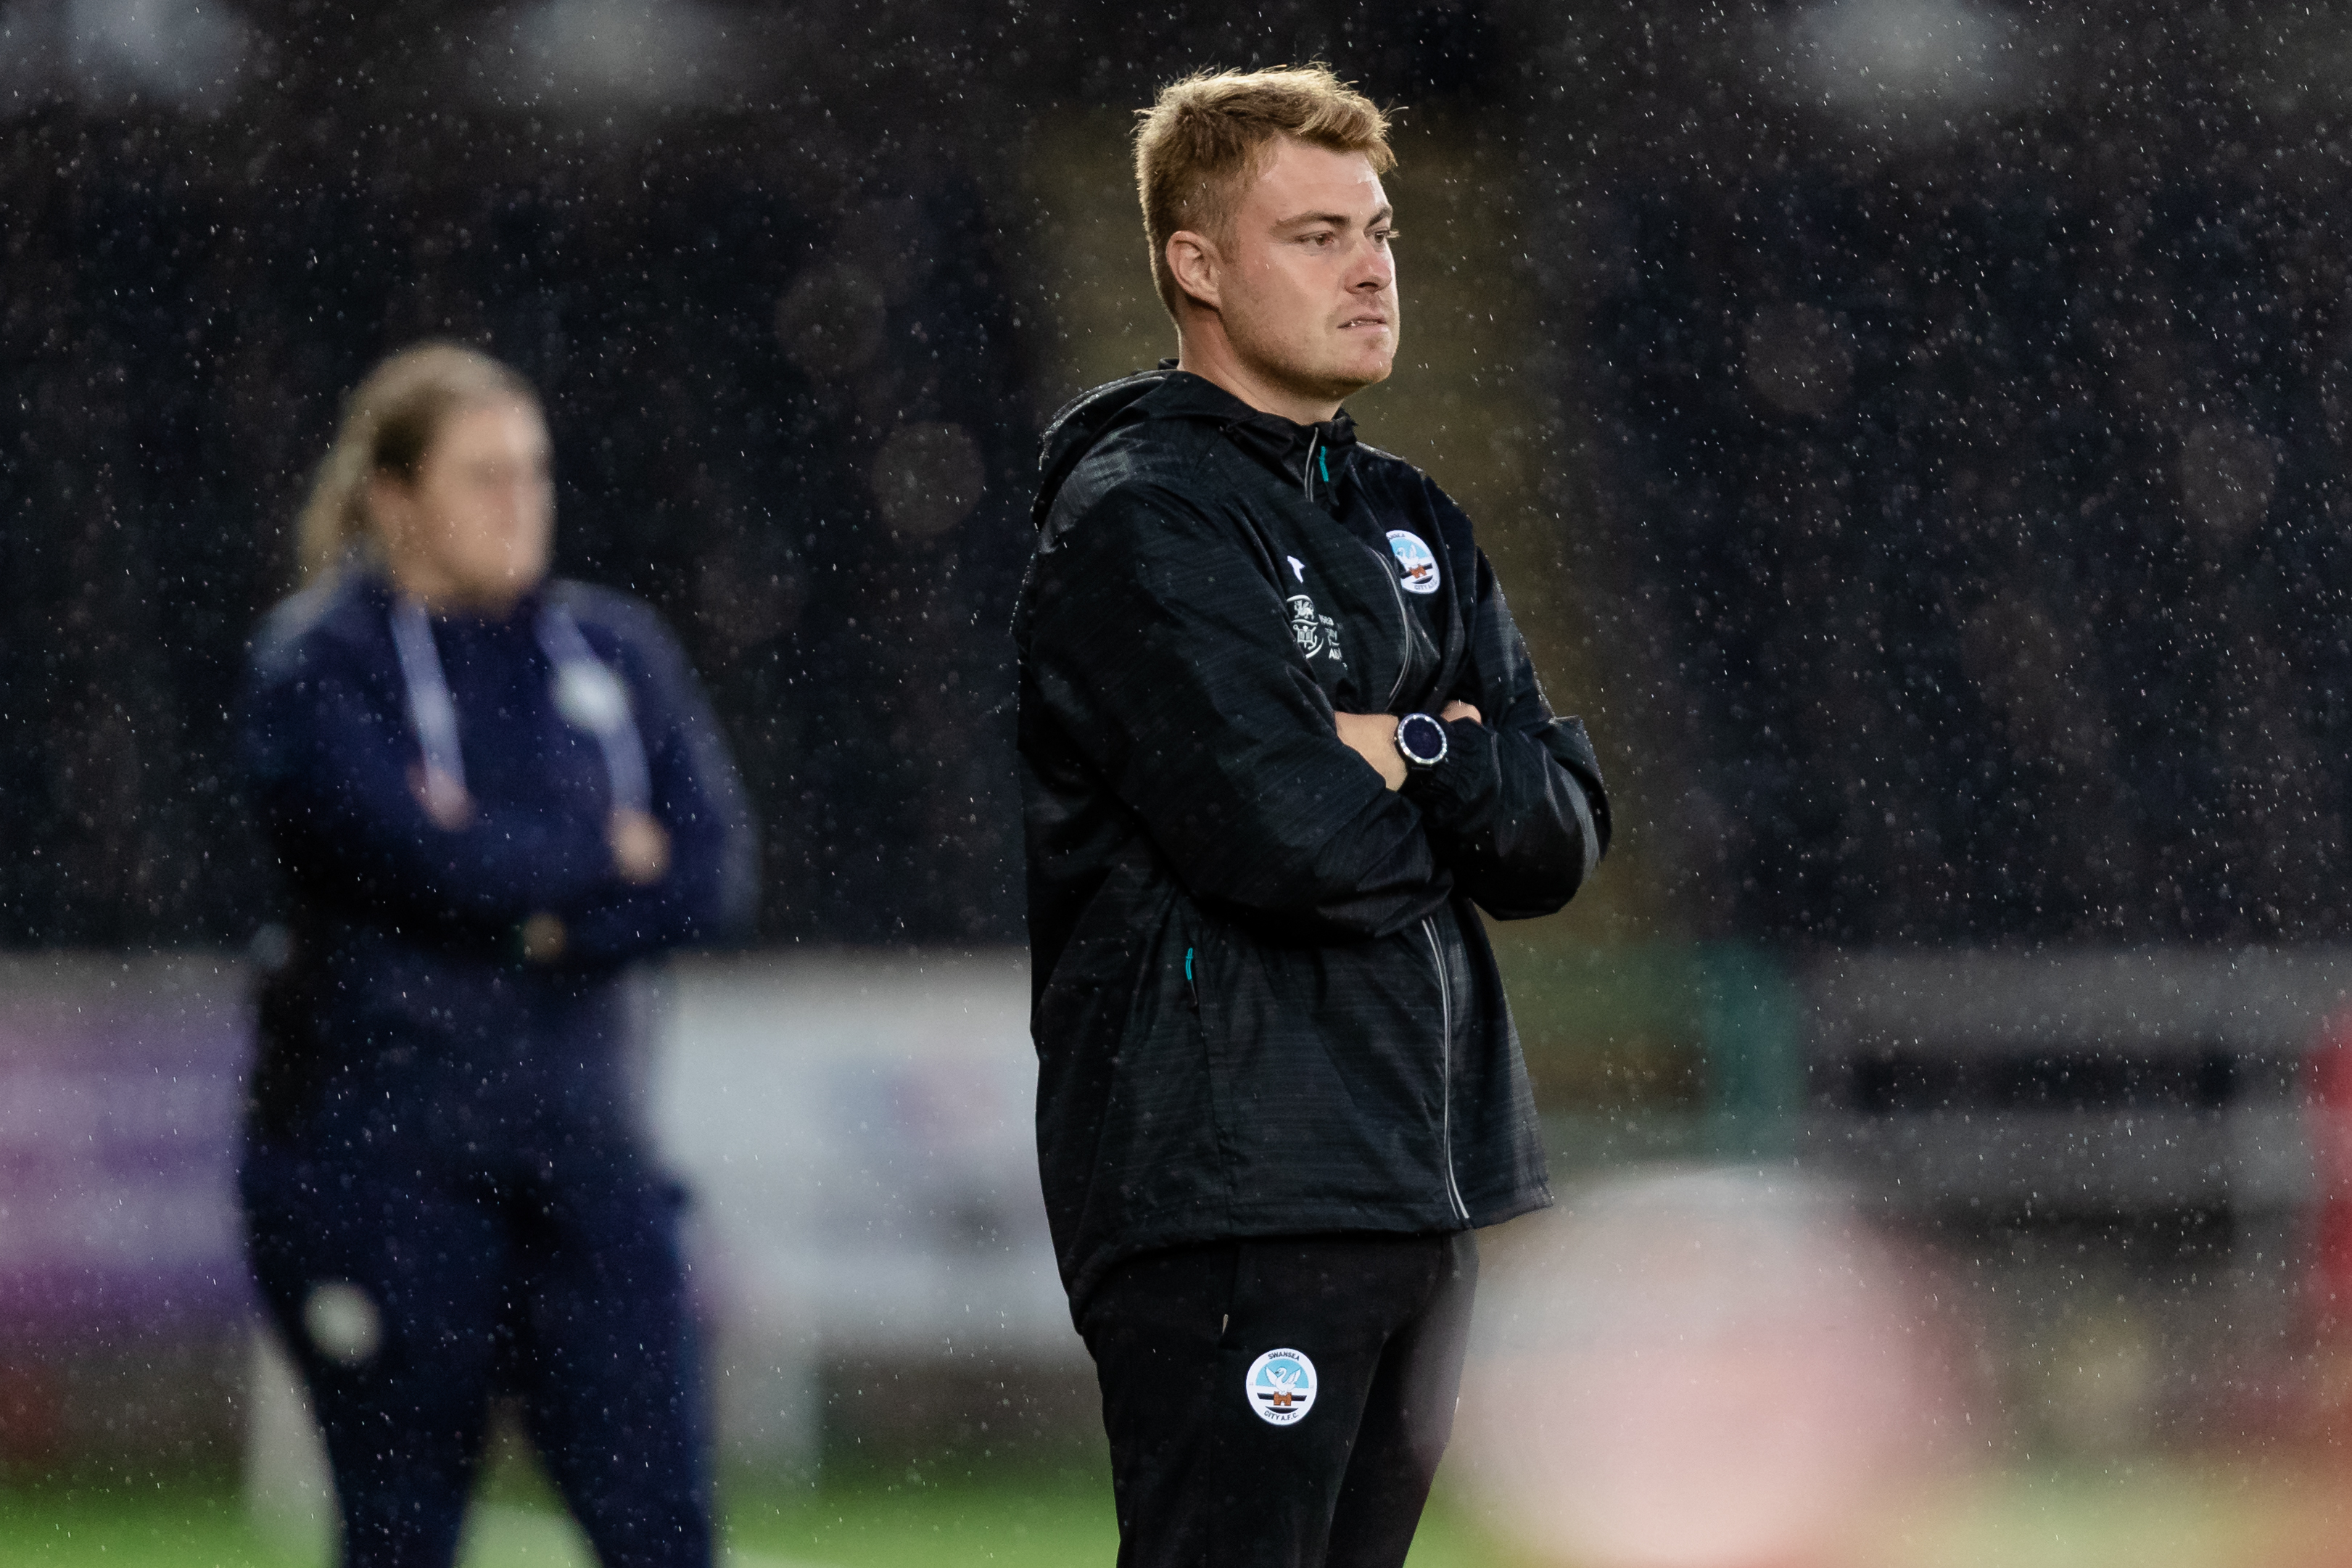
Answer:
[
  {"left": 1299, "top": 424, "right": 1413, "bottom": 707},
  {"left": 1421, "top": 915, "right": 1470, "bottom": 1221},
  {"left": 1361, "top": 539, "right": 1414, "bottom": 709}
]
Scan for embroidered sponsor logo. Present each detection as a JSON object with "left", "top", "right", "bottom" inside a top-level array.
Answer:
[
  {"left": 1287, "top": 595, "right": 1343, "bottom": 662},
  {"left": 1387, "top": 530, "right": 1441, "bottom": 595},
  {"left": 1245, "top": 1347, "right": 1319, "bottom": 1426}
]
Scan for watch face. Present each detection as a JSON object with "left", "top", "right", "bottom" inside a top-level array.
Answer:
[{"left": 1398, "top": 712, "right": 1447, "bottom": 767}]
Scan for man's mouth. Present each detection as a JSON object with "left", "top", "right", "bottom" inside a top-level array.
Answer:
[{"left": 1337, "top": 314, "right": 1390, "bottom": 331}]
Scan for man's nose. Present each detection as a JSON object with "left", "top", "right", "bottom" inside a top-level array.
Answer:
[{"left": 1350, "top": 241, "right": 1392, "bottom": 291}]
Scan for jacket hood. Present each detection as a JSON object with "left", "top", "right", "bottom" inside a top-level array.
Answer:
[
  {"left": 1032, "top": 368, "right": 1361, "bottom": 529},
  {"left": 1032, "top": 370, "right": 1177, "bottom": 530}
]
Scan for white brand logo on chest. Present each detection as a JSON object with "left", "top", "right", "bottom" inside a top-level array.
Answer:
[{"left": 1287, "top": 594, "right": 1343, "bottom": 662}]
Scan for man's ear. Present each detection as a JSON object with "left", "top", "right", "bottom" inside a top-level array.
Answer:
[{"left": 1166, "top": 230, "right": 1220, "bottom": 312}]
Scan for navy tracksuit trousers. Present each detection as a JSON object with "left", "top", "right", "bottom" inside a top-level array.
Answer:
[{"left": 242, "top": 1145, "right": 710, "bottom": 1568}]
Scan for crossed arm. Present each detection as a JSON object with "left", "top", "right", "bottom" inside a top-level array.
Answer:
[
  {"left": 1333, "top": 702, "right": 1482, "bottom": 791},
  {"left": 1021, "top": 482, "right": 1605, "bottom": 935}
]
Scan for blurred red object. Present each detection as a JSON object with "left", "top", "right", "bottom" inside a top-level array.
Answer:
[
  {"left": 0, "top": 1361, "right": 65, "bottom": 1466},
  {"left": 2307, "top": 1012, "right": 2352, "bottom": 1336}
]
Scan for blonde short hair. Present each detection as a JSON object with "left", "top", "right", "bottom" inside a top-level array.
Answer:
[{"left": 1134, "top": 65, "right": 1394, "bottom": 321}]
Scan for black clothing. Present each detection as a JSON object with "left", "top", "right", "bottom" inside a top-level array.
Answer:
[
  {"left": 238, "top": 569, "right": 753, "bottom": 1568},
  {"left": 1081, "top": 1232, "right": 1478, "bottom": 1568},
  {"left": 1014, "top": 370, "right": 1610, "bottom": 1311}
]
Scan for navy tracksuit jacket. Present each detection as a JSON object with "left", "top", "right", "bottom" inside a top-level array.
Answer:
[{"left": 237, "top": 567, "right": 753, "bottom": 1568}]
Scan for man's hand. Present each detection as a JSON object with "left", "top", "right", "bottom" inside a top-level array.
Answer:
[
  {"left": 1337, "top": 704, "right": 1485, "bottom": 791},
  {"left": 1335, "top": 711, "right": 1408, "bottom": 790}
]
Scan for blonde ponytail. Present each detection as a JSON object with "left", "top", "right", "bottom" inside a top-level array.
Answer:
[{"left": 292, "top": 341, "right": 540, "bottom": 587}]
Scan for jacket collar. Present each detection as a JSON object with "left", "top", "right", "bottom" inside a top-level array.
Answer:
[
  {"left": 1145, "top": 362, "right": 1361, "bottom": 505},
  {"left": 1219, "top": 403, "right": 1360, "bottom": 510},
  {"left": 352, "top": 566, "right": 550, "bottom": 630},
  {"left": 1033, "top": 366, "right": 1363, "bottom": 526}
]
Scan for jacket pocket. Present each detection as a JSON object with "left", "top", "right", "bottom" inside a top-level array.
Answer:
[
  {"left": 1036, "top": 883, "right": 1235, "bottom": 1232},
  {"left": 1195, "top": 916, "right": 1451, "bottom": 1216}
]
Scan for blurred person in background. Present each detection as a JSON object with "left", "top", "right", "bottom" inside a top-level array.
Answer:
[
  {"left": 1014, "top": 67, "right": 1611, "bottom": 1568},
  {"left": 238, "top": 342, "right": 755, "bottom": 1567}
]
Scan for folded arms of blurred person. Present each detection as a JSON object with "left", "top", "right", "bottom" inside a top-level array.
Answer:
[{"left": 244, "top": 581, "right": 754, "bottom": 970}]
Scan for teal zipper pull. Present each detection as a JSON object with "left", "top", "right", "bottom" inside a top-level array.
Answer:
[
  {"left": 1319, "top": 447, "right": 1332, "bottom": 484},
  {"left": 1184, "top": 946, "right": 1198, "bottom": 1010}
]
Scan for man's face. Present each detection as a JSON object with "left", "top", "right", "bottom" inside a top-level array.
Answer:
[{"left": 1203, "top": 139, "right": 1399, "bottom": 408}]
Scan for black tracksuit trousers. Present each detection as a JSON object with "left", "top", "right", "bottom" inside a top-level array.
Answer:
[{"left": 1078, "top": 1231, "right": 1478, "bottom": 1568}]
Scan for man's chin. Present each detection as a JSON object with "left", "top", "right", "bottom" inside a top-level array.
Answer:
[
  {"left": 1331, "top": 355, "right": 1396, "bottom": 396},
  {"left": 1254, "top": 352, "right": 1396, "bottom": 413}
]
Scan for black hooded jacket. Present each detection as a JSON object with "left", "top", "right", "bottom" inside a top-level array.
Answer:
[{"left": 1014, "top": 369, "right": 1611, "bottom": 1312}]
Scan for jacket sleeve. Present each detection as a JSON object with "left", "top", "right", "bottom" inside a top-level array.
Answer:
[
  {"left": 1399, "top": 551, "right": 1611, "bottom": 920},
  {"left": 552, "top": 608, "right": 759, "bottom": 966},
  {"left": 242, "top": 652, "right": 624, "bottom": 937},
  {"left": 1020, "top": 480, "right": 1451, "bottom": 940}
]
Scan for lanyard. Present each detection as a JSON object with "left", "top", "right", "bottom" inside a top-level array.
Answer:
[
  {"left": 389, "top": 595, "right": 651, "bottom": 815},
  {"left": 535, "top": 601, "right": 652, "bottom": 813}
]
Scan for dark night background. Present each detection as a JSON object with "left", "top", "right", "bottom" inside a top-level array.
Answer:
[{"left": 9, "top": 0, "right": 2352, "bottom": 952}]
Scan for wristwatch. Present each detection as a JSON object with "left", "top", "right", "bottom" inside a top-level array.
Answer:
[{"left": 1394, "top": 711, "right": 1448, "bottom": 771}]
